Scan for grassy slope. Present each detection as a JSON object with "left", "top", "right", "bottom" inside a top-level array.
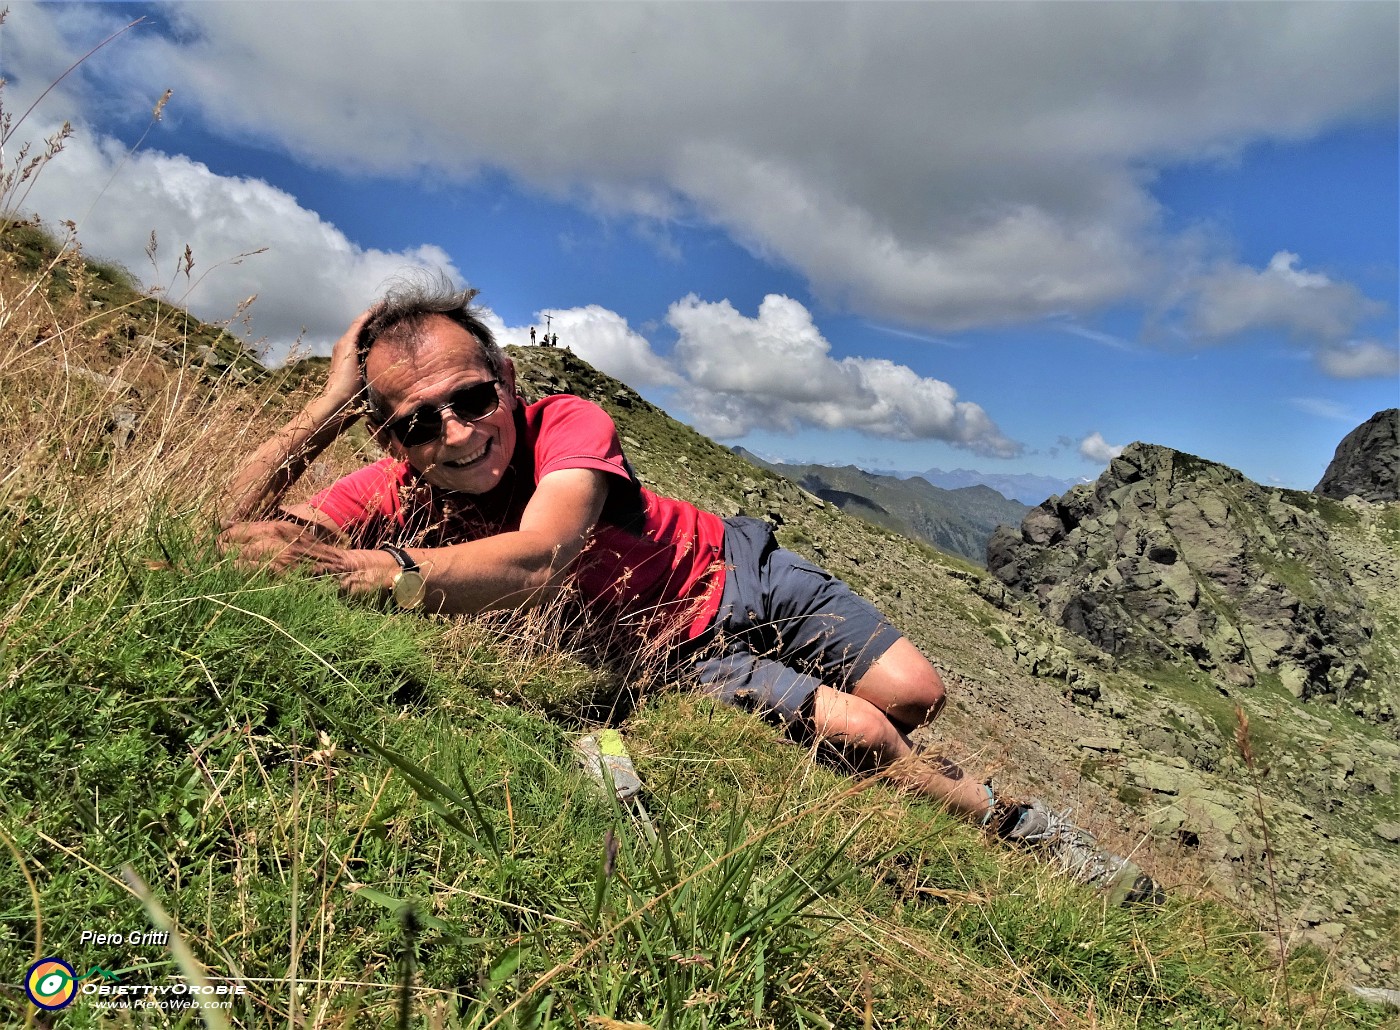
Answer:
[{"left": 0, "top": 225, "right": 1387, "bottom": 1027}]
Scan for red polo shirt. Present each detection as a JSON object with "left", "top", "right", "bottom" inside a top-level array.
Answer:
[{"left": 307, "top": 394, "right": 727, "bottom": 642}]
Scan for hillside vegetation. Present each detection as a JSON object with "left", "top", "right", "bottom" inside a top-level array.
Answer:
[{"left": 0, "top": 220, "right": 1392, "bottom": 1027}]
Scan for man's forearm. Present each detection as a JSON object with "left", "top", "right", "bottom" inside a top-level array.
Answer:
[
  {"left": 406, "top": 532, "right": 577, "bottom": 615},
  {"left": 221, "top": 393, "right": 361, "bottom": 523},
  {"left": 266, "top": 531, "right": 579, "bottom": 615},
  {"left": 400, "top": 471, "right": 607, "bottom": 615}
]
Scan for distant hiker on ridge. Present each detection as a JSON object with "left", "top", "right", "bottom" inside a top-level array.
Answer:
[{"left": 220, "top": 275, "right": 1160, "bottom": 905}]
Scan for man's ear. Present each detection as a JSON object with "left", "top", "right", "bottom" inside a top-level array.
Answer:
[
  {"left": 363, "top": 388, "right": 402, "bottom": 455},
  {"left": 366, "top": 418, "right": 405, "bottom": 458}
]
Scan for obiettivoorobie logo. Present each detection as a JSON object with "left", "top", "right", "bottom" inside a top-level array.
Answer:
[{"left": 25, "top": 957, "right": 78, "bottom": 1010}]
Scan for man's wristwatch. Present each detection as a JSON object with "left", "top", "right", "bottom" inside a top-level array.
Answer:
[{"left": 379, "top": 544, "right": 426, "bottom": 609}]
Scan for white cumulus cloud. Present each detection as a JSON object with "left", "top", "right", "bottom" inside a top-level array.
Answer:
[
  {"left": 1079, "top": 432, "right": 1125, "bottom": 463},
  {"left": 481, "top": 294, "right": 1017, "bottom": 456},
  {"left": 16, "top": 120, "right": 459, "bottom": 360},
  {"left": 1187, "top": 251, "right": 1383, "bottom": 344},
  {"left": 1315, "top": 339, "right": 1400, "bottom": 379},
  {"left": 667, "top": 294, "right": 1022, "bottom": 457}
]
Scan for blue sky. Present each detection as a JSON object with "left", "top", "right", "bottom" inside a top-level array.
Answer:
[{"left": 8, "top": 2, "right": 1397, "bottom": 494}]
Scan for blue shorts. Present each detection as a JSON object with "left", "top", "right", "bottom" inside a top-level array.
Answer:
[{"left": 684, "top": 517, "right": 903, "bottom": 730}]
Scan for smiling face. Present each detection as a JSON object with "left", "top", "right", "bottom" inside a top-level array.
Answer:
[{"left": 365, "top": 316, "right": 518, "bottom": 495}]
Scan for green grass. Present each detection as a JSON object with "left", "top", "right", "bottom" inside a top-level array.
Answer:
[
  {"left": 0, "top": 504, "right": 1384, "bottom": 1028},
  {"left": 0, "top": 225, "right": 1388, "bottom": 1027},
  {"left": 1376, "top": 506, "right": 1400, "bottom": 544}
]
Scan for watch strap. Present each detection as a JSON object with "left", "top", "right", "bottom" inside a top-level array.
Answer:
[{"left": 379, "top": 544, "right": 419, "bottom": 573}]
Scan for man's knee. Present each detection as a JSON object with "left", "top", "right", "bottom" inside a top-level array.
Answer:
[
  {"left": 899, "top": 656, "right": 946, "bottom": 717},
  {"left": 854, "top": 637, "right": 946, "bottom": 728}
]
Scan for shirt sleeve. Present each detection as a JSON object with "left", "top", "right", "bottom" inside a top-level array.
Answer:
[
  {"left": 530, "top": 395, "right": 634, "bottom": 484},
  {"left": 305, "top": 457, "right": 408, "bottom": 531}
]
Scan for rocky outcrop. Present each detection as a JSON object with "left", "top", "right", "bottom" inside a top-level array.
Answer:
[
  {"left": 1316, "top": 409, "right": 1400, "bottom": 503},
  {"left": 987, "top": 443, "right": 1373, "bottom": 700}
]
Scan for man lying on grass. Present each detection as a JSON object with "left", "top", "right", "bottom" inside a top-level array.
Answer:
[{"left": 220, "top": 277, "right": 1160, "bottom": 905}]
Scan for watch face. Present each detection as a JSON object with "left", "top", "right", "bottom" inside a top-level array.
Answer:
[{"left": 393, "top": 570, "right": 427, "bottom": 609}]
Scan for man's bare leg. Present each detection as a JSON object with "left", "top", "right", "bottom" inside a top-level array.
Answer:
[
  {"left": 809, "top": 684, "right": 992, "bottom": 821},
  {"left": 807, "top": 640, "right": 1163, "bottom": 903},
  {"left": 812, "top": 636, "right": 993, "bottom": 820}
]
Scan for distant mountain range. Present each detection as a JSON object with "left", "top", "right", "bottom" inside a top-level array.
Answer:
[
  {"left": 865, "top": 466, "right": 1083, "bottom": 506},
  {"left": 732, "top": 448, "right": 1029, "bottom": 566}
]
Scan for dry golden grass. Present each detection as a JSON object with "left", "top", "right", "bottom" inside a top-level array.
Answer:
[{"left": 0, "top": 226, "right": 370, "bottom": 535}]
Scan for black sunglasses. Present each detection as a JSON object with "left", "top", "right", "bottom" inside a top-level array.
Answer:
[{"left": 382, "top": 379, "right": 501, "bottom": 446}]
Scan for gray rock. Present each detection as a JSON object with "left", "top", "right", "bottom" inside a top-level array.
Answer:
[
  {"left": 1374, "top": 821, "right": 1400, "bottom": 843},
  {"left": 1315, "top": 409, "right": 1399, "bottom": 503},
  {"left": 193, "top": 343, "right": 230, "bottom": 368},
  {"left": 106, "top": 405, "right": 138, "bottom": 449},
  {"left": 1361, "top": 766, "right": 1392, "bottom": 795},
  {"left": 1124, "top": 758, "right": 1189, "bottom": 795},
  {"left": 986, "top": 443, "right": 1374, "bottom": 703},
  {"left": 1348, "top": 986, "right": 1400, "bottom": 1010},
  {"left": 57, "top": 361, "right": 137, "bottom": 396}
]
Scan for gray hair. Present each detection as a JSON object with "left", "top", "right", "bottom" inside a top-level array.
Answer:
[{"left": 357, "top": 272, "right": 504, "bottom": 418}]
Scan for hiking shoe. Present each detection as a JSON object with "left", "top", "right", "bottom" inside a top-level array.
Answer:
[{"left": 997, "top": 799, "right": 1164, "bottom": 906}]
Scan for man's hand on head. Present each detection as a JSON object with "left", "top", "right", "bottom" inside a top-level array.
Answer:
[
  {"left": 323, "top": 309, "right": 374, "bottom": 410},
  {"left": 216, "top": 310, "right": 375, "bottom": 526}
]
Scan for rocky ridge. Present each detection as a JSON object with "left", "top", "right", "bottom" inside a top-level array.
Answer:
[
  {"left": 987, "top": 442, "right": 1377, "bottom": 707},
  {"left": 1316, "top": 408, "right": 1400, "bottom": 504},
  {"left": 979, "top": 434, "right": 1399, "bottom": 972}
]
